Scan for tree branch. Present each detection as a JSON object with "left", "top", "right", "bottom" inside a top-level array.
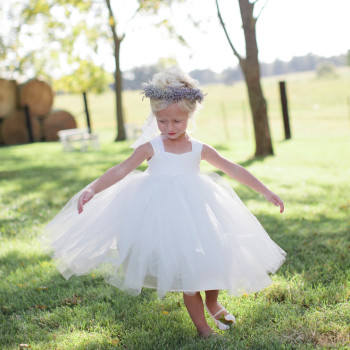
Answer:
[
  {"left": 215, "top": 0, "right": 242, "bottom": 62},
  {"left": 255, "top": 0, "right": 269, "bottom": 22},
  {"left": 105, "top": 0, "right": 124, "bottom": 43},
  {"left": 124, "top": 3, "right": 142, "bottom": 29}
]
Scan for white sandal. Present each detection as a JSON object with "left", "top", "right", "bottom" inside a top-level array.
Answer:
[{"left": 205, "top": 304, "right": 236, "bottom": 331}]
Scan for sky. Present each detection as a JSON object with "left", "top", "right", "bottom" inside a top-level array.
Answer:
[
  {"left": 107, "top": 0, "right": 350, "bottom": 73},
  {"left": 0, "top": 0, "right": 349, "bottom": 76}
]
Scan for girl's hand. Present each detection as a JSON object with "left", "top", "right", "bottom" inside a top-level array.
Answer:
[
  {"left": 264, "top": 191, "right": 284, "bottom": 213},
  {"left": 77, "top": 190, "right": 94, "bottom": 214}
]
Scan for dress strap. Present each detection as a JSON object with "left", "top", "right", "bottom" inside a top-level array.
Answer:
[
  {"left": 191, "top": 138, "right": 203, "bottom": 155},
  {"left": 149, "top": 135, "right": 162, "bottom": 154}
]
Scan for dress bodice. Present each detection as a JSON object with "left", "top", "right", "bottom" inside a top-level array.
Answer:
[{"left": 147, "top": 135, "right": 203, "bottom": 175}]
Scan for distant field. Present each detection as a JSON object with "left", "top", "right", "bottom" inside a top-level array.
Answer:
[{"left": 54, "top": 67, "right": 350, "bottom": 151}]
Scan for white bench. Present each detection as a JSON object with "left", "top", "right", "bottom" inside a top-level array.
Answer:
[
  {"left": 58, "top": 128, "right": 99, "bottom": 152},
  {"left": 125, "top": 123, "right": 143, "bottom": 140}
]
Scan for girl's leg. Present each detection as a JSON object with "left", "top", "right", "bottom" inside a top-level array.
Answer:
[
  {"left": 205, "top": 290, "right": 228, "bottom": 319},
  {"left": 183, "top": 292, "right": 215, "bottom": 338}
]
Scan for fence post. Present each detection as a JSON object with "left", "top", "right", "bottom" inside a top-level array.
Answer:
[
  {"left": 83, "top": 92, "right": 92, "bottom": 134},
  {"left": 24, "top": 104, "right": 34, "bottom": 143},
  {"left": 279, "top": 81, "right": 291, "bottom": 140}
]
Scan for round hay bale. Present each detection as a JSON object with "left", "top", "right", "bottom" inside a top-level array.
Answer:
[
  {"left": 0, "top": 79, "right": 18, "bottom": 117},
  {"left": 2, "top": 110, "right": 41, "bottom": 145},
  {"left": 43, "top": 110, "right": 77, "bottom": 141},
  {"left": 19, "top": 78, "right": 54, "bottom": 116}
]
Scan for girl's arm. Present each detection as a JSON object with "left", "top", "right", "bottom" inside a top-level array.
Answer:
[
  {"left": 202, "top": 144, "right": 284, "bottom": 213},
  {"left": 77, "top": 142, "right": 153, "bottom": 213}
]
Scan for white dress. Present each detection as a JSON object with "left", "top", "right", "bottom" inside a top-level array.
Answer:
[{"left": 42, "top": 136, "right": 286, "bottom": 298}]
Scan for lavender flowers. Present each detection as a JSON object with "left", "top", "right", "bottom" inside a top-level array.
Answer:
[{"left": 141, "top": 83, "right": 206, "bottom": 103}]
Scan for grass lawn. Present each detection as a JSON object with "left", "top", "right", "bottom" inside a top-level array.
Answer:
[{"left": 0, "top": 68, "right": 350, "bottom": 349}]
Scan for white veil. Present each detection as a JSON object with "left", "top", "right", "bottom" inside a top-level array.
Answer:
[
  {"left": 130, "top": 112, "right": 159, "bottom": 149},
  {"left": 130, "top": 110, "right": 197, "bottom": 149}
]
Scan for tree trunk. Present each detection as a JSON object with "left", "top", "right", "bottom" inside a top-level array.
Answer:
[
  {"left": 105, "top": 0, "right": 126, "bottom": 141},
  {"left": 241, "top": 59, "right": 273, "bottom": 156},
  {"left": 238, "top": 0, "right": 273, "bottom": 156},
  {"left": 216, "top": 0, "right": 273, "bottom": 156},
  {"left": 114, "top": 38, "right": 126, "bottom": 141}
]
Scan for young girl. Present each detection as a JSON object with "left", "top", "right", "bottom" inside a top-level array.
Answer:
[{"left": 43, "top": 68, "right": 286, "bottom": 338}]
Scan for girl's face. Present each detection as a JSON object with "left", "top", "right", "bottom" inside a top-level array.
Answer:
[{"left": 155, "top": 102, "right": 190, "bottom": 140}]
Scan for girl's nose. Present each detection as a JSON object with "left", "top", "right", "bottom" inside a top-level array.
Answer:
[{"left": 166, "top": 123, "right": 175, "bottom": 131}]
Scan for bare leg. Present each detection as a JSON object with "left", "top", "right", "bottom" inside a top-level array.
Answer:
[
  {"left": 183, "top": 292, "right": 215, "bottom": 338},
  {"left": 205, "top": 290, "right": 228, "bottom": 319}
]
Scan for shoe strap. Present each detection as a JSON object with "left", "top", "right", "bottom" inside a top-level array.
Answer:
[{"left": 213, "top": 307, "right": 226, "bottom": 318}]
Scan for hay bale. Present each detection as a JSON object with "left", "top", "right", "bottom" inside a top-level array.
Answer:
[
  {"left": 0, "top": 79, "right": 18, "bottom": 117},
  {"left": 19, "top": 78, "right": 54, "bottom": 116},
  {"left": 43, "top": 110, "right": 77, "bottom": 141},
  {"left": 1, "top": 110, "right": 41, "bottom": 145}
]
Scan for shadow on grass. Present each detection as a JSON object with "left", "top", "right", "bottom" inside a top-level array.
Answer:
[
  {"left": 1, "top": 142, "right": 349, "bottom": 348},
  {"left": 256, "top": 212, "right": 349, "bottom": 283},
  {"left": 238, "top": 155, "right": 271, "bottom": 168},
  {"left": 0, "top": 217, "right": 348, "bottom": 350},
  {"left": 0, "top": 150, "right": 147, "bottom": 196},
  {"left": 0, "top": 250, "right": 191, "bottom": 349}
]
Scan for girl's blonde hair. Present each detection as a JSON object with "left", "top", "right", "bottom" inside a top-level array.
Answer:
[{"left": 149, "top": 67, "right": 203, "bottom": 115}]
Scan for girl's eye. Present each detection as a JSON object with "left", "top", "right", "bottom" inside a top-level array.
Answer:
[
  {"left": 174, "top": 120, "right": 180, "bottom": 123},
  {"left": 159, "top": 120, "right": 165, "bottom": 123}
]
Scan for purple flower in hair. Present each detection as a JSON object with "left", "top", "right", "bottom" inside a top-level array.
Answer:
[{"left": 141, "top": 83, "right": 206, "bottom": 103}]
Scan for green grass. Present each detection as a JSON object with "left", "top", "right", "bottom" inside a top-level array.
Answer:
[
  {"left": 1, "top": 68, "right": 350, "bottom": 349},
  {"left": 53, "top": 67, "right": 350, "bottom": 145}
]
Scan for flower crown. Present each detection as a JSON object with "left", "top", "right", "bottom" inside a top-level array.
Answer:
[{"left": 141, "top": 83, "right": 205, "bottom": 103}]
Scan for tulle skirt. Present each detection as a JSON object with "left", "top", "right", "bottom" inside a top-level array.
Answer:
[{"left": 41, "top": 171, "right": 286, "bottom": 298}]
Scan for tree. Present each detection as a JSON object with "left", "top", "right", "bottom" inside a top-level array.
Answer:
[
  {"left": 105, "top": 0, "right": 182, "bottom": 141},
  {"left": 0, "top": 0, "right": 179, "bottom": 142},
  {"left": 316, "top": 61, "right": 338, "bottom": 79},
  {"left": 216, "top": 0, "right": 273, "bottom": 156},
  {"left": 0, "top": 0, "right": 55, "bottom": 80},
  {"left": 54, "top": 60, "right": 113, "bottom": 94},
  {"left": 105, "top": 0, "right": 126, "bottom": 140}
]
